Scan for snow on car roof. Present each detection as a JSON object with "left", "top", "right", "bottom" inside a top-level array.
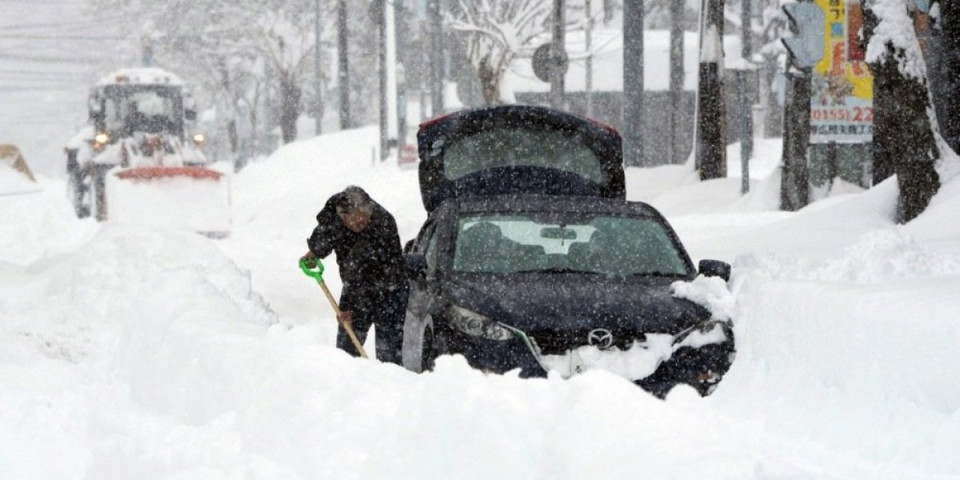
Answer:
[{"left": 96, "top": 67, "right": 183, "bottom": 87}]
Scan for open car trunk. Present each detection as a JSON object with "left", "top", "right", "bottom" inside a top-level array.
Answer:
[{"left": 416, "top": 106, "right": 625, "bottom": 212}]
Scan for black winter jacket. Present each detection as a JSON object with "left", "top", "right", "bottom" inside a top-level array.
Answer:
[{"left": 306, "top": 193, "right": 408, "bottom": 312}]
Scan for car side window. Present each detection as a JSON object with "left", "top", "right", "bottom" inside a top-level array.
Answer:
[{"left": 424, "top": 223, "right": 440, "bottom": 278}]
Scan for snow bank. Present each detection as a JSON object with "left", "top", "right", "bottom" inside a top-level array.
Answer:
[
  {"left": 625, "top": 139, "right": 960, "bottom": 476},
  {"left": 0, "top": 162, "right": 40, "bottom": 196},
  {"left": 0, "top": 176, "right": 97, "bottom": 265},
  {"left": 1, "top": 226, "right": 276, "bottom": 478}
]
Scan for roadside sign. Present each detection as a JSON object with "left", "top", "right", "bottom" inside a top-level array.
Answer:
[
  {"left": 782, "top": 3, "right": 825, "bottom": 68},
  {"left": 809, "top": 0, "right": 874, "bottom": 144},
  {"left": 398, "top": 144, "right": 418, "bottom": 169},
  {"left": 532, "top": 43, "right": 568, "bottom": 83}
]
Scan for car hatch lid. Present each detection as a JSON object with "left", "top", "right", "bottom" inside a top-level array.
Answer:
[{"left": 417, "top": 105, "right": 625, "bottom": 212}]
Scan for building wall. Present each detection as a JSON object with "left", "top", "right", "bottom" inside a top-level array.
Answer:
[{"left": 514, "top": 69, "right": 758, "bottom": 166}]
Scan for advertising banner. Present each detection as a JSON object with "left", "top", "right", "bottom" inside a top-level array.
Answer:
[{"left": 810, "top": 0, "right": 874, "bottom": 144}]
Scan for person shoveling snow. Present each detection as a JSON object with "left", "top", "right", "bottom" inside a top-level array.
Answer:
[{"left": 300, "top": 186, "right": 409, "bottom": 364}]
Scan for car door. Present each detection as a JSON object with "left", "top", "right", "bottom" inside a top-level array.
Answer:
[
  {"left": 406, "top": 218, "right": 439, "bottom": 319},
  {"left": 402, "top": 215, "right": 447, "bottom": 372}
]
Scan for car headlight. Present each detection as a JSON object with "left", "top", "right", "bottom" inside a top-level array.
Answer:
[
  {"left": 192, "top": 133, "right": 205, "bottom": 145},
  {"left": 94, "top": 132, "right": 109, "bottom": 145},
  {"left": 448, "top": 305, "right": 514, "bottom": 341}
]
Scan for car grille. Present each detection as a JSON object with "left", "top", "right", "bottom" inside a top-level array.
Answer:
[{"left": 527, "top": 329, "right": 643, "bottom": 355}]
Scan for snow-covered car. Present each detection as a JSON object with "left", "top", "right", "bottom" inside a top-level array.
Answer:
[{"left": 401, "top": 105, "right": 735, "bottom": 397}]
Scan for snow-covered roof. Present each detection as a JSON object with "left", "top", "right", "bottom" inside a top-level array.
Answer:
[
  {"left": 505, "top": 29, "right": 743, "bottom": 94},
  {"left": 96, "top": 67, "right": 184, "bottom": 87}
]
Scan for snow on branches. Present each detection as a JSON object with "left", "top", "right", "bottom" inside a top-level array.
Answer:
[{"left": 446, "top": 0, "right": 553, "bottom": 105}]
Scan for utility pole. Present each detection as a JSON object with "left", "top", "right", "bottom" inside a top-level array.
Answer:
[
  {"left": 780, "top": 63, "right": 812, "bottom": 209},
  {"left": 338, "top": 0, "right": 351, "bottom": 130},
  {"left": 396, "top": 1, "right": 407, "bottom": 145},
  {"left": 739, "top": 0, "right": 753, "bottom": 193},
  {"left": 378, "top": 0, "right": 399, "bottom": 160},
  {"left": 623, "top": 0, "right": 644, "bottom": 167},
  {"left": 428, "top": 0, "right": 444, "bottom": 115},
  {"left": 669, "top": 0, "right": 684, "bottom": 164},
  {"left": 695, "top": 0, "right": 726, "bottom": 180},
  {"left": 378, "top": 0, "right": 388, "bottom": 159},
  {"left": 419, "top": 18, "right": 428, "bottom": 120},
  {"left": 550, "top": 0, "right": 566, "bottom": 109},
  {"left": 779, "top": 1, "right": 823, "bottom": 210},
  {"left": 315, "top": 0, "right": 323, "bottom": 135},
  {"left": 585, "top": 0, "right": 593, "bottom": 117}
]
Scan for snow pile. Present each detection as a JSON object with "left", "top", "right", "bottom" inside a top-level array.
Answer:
[
  {"left": 740, "top": 227, "right": 960, "bottom": 283},
  {"left": 671, "top": 274, "right": 736, "bottom": 321},
  {"left": 0, "top": 176, "right": 97, "bottom": 265},
  {"left": 0, "top": 160, "right": 40, "bottom": 196},
  {"left": 1, "top": 226, "right": 276, "bottom": 478},
  {"left": 540, "top": 335, "right": 676, "bottom": 380}
]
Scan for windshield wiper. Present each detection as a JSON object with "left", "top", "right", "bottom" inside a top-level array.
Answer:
[
  {"left": 629, "top": 271, "right": 688, "bottom": 278},
  {"left": 515, "top": 267, "right": 600, "bottom": 274}
]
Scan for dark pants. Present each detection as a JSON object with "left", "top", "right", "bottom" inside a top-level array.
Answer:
[{"left": 337, "top": 286, "right": 408, "bottom": 365}]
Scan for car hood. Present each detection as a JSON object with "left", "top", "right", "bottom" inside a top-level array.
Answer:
[{"left": 444, "top": 273, "right": 709, "bottom": 335}]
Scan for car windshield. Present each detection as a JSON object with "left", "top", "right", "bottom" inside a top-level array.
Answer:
[
  {"left": 442, "top": 126, "right": 604, "bottom": 183},
  {"left": 452, "top": 213, "right": 690, "bottom": 276}
]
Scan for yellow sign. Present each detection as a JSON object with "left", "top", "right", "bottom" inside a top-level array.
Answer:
[{"left": 811, "top": 0, "right": 874, "bottom": 143}]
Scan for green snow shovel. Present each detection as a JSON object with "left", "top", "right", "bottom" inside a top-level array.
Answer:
[{"left": 299, "top": 258, "right": 369, "bottom": 359}]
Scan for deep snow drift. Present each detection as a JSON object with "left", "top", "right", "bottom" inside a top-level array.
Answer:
[{"left": 1, "top": 127, "right": 959, "bottom": 480}]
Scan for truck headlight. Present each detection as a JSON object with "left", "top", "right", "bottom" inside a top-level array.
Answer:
[
  {"left": 192, "top": 133, "right": 205, "bottom": 145},
  {"left": 94, "top": 132, "right": 109, "bottom": 145},
  {"left": 448, "top": 305, "right": 514, "bottom": 341}
]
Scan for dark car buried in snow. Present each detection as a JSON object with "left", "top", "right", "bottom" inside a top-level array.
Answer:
[{"left": 401, "top": 106, "right": 735, "bottom": 397}]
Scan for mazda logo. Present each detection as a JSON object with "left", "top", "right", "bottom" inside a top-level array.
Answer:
[{"left": 587, "top": 328, "right": 613, "bottom": 349}]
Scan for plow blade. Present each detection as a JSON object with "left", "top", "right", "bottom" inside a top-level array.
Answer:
[{"left": 106, "top": 166, "right": 231, "bottom": 237}]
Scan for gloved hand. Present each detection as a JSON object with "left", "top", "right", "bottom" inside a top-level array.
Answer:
[
  {"left": 300, "top": 251, "right": 318, "bottom": 269},
  {"left": 337, "top": 310, "right": 354, "bottom": 326}
]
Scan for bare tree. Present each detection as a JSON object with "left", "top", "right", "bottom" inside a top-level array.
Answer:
[
  {"left": 88, "top": 0, "right": 337, "bottom": 149},
  {"left": 864, "top": 0, "right": 942, "bottom": 223},
  {"left": 446, "top": 0, "right": 553, "bottom": 105}
]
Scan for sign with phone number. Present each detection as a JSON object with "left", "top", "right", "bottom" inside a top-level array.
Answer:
[
  {"left": 811, "top": 106, "right": 873, "bottom": 123},
  {"left": 809, "top": 0, "right": 874, "bottom": 144}
]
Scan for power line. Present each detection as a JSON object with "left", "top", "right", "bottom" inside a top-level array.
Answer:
[
  {"left": 0, "top": 12, "right": 153, "bottom": 32},
  {"left": 0, "top": 69, "right": 94, "bottom": 75},
  {"left": 0, "top": 52, "right": 118, "bottom": 64},
  {"left": 0, "top": 34, "right": 130, "bottom": 40}
]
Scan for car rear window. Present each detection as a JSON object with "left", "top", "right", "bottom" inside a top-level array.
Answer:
[
  {"left": 442, "top": 127, "right": 604, "bottom": 183},
  {"left": 452, "top": 213, "right": 690, "bottom": 276}
]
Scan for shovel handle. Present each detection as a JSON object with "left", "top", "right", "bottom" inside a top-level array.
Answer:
[
  {"left": 317, "top": 281, "right": 369, "bottom": 358},
  {"left": 300, "top": 259, "right": 369, "bottom": 359}
]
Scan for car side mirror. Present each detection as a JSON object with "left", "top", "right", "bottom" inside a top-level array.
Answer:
[
  {"left": 184, "top": 108, "right": 197, "bottom": 121},
  {"left": 404, "top": 253, "right": 427, "bottom": 279},
  {"left": 698, "top": 259, "right": 731, "bottom": 282}
]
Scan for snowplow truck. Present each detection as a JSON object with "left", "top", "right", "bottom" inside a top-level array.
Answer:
[{"left": 65, "top": 68, "right": 230, "bottom": 237}]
